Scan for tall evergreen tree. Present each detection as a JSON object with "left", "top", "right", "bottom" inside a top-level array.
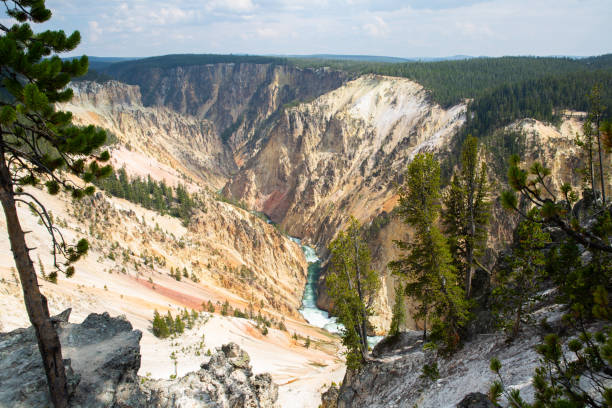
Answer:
[
  {"left": 152, "top": 310, "right": 169, "bottom": 338},
  {"left": 589, "top": 85, "right": 607, "bottom": 205},
  {"left": 390, "top": 153, "right": 469, "bottom": 350},
  {"left": 326, "top": 217, "right": 379, "bottom": 369},
  {"left": 388, "top": 283, "right": 406, "bottom": 338},
  {"left": 493, "top": 209, "right": 550, "bottom": 339},
  {"left": 442, "top": 135, "right": 490, "bottom": 297},
  {"left": 0, "top": 1, "right": 111, "bottom": 406}
]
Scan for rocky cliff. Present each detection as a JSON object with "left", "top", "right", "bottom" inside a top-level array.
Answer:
[
  {"left": 0, "top": 310, "right": 279, "bottom": 408},
  {"left": 226, "top": 75, "right": 466, "bottom": 247},
  {"left": 224, "top": 74, "right": 467, "bottom": 332},
  {"left": 63, "top": 80, "right": 234, "bottom": 188},
  {"left": 105, "top": 63, "right": 350, "bottom": 154},
  {"left": 333, "top": 302, "right": 570, "bottom": 408},
  {"left": 71, "top": 189, "right": 308, "bottom": 319}
]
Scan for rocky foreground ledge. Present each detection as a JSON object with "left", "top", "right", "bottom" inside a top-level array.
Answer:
[{"left": 0, "top": 310, "right": 278, "bottom": 408}]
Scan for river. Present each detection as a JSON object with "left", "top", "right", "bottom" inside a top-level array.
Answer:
[{"left": 291, "top": 237, "right": 383, "bottom": 347}]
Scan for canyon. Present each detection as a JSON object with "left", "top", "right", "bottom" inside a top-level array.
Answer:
[
  {"left": 1, "top": 60, "right": 598, "bottom": 407},
  {"left": 61, "top": 62, "right": 595, "bottom": 334}
]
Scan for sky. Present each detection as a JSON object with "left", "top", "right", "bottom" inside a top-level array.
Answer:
[{"left": 6, "top": 0, "right": 611, "bottom": 58}]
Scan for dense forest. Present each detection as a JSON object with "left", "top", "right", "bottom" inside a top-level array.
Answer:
[
  {"left": 92, "top": 168, "right": 198, "bottom": 224},
  {"left": 291, "top": 55, "right": 612, "bottom": 106},
  {"left": 103, "top": 54, "right": 288, "bottom": 78}
]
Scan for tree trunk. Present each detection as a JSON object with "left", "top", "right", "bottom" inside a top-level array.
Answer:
[
  {"left": 466, "top": 236, "right": 474, "bottom": 298},
  {"left": 423, "top": 312, "right": 427, "bottom": 341},
  {"left": 466, "top": 163, "right": 476, "bottom": 298},
  {"left": 589, "top": 137, "right": 596, "bottom": 199},
  {"left": 0, "top": 154, "right": 69, "bottom": 408},
  {"left": 512, "top": 305, "right": 522, "bottom": 339},
  {"left": 353, "top": 240, "right": 369, "bottom": 361},
  {"left": 596, "top": 119, "right": 606, "bottom": 205}
]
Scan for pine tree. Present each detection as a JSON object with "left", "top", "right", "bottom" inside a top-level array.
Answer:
[
  {"left": 442, "top": 135, "right": 490, "bottom": 297},
  {"left": 589, "top": 85, "right": 607, "bottom": 205},
  {"left": 390, "top": 153, "right": 469, "bottom": 350},
  {"left": 165, "top": 311, "right": 174, "bottom": 333},
  {"left": 326, "top": 217, "right": 380, "bottom": 369},
  {"left": 388, "top": 283, "right": 406, "bottom": 338},
  {"left": 152, "top": 310, "right": 169, "bottom": 338},
  {"left": 221, "top": 300, "right": 229, "bottom": 316},
  {"left": 174, "top": 315, "right": 184, "bottom": 334},
  {"left": 493, "top": 209, "right": 550, "bottom": 339},
  {"left": 0, "top": 2, "right": 111, "bottom": 406}
]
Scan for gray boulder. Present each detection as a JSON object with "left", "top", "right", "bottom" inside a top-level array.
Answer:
[{"left": 0, "top": 310, "right": 278, "bottom": 408}]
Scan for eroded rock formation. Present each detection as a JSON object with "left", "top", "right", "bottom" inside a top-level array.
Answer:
[{"left": 0, "top": 310, "right": 279, "bottom": 408}]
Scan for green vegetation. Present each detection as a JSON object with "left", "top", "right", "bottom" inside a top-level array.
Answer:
[
  {"left": 93, "top": 168, "right": 198, "bottom": 225},
  {"left": 463, "top": 70, "right": 612, "bottom": 139},
  {"left": 493, "top": 210, "right": 550, "bottom": 339},
  {"left": 388, "top": 284, "right": 405, "bottom": 338},
  {"left": 487, "top": 88, "right": 612, "bottom": 406},
  {"left": 326, "top": 217, "right": 380, "bottom": 369},
  {"left": 292, "top": 55, "right": 612, "bottom": 106},
  {"left": 390, "top": 153, "right": 469, "bottom": 351},
  {"left": 221, "top": 300, "right": 230, "bottom": 316},
  {"left": 442, "top": 136, "right": 491, "bottom": 297},
  {"left": 105, "top": 54, "right": 288, "bottom": 77},
  {"left": 152, "top": 308, "right": 203, "bottom": 338},
  {"left": 420, "top": 362, "right": 440, "bottom": 382}
]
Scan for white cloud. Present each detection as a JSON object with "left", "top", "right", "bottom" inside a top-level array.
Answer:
[
  {"left": 256, "top": 27, "right": 280, "bottom": 38},
  {"left": 149, "top": 7, "right": 195, "bottom": 25},
  {"left": 40, "top": 0, "right": 611, "bottom": 58},
  {"left": 363, "top": 16, "right": 389, "bottom": 37},
  {"left": 88, "top": 20, "right": 102, "bottom": 42},
  {"left": 206, "top": 0, "right": 256, "bottom": 13}
]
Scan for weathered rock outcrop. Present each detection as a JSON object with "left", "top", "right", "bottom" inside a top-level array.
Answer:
[
  {"left": 189, "top": 197, "right": 309, "bottom": 317},
  {"left": 335, "top": 305, "right": 568, "bottom": 408},
  {"left": 72, "top": 189, "right": 308, "bottom": 320},
  {"left": 63, "top": 80, "right": 234, "bottom": 188},
  {"left": 0, "top": 310, "right": 279, "bottom": 408},
  {"left": 320, "top": 384, "right": 340, "bottom": 408},
  {"left": 456, "top": 393, "right": 496, "bottom": 408}
]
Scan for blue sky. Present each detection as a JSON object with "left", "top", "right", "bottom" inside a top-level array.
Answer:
[{"left": 8, "top": 0, "right": 610, "bottom": 58}]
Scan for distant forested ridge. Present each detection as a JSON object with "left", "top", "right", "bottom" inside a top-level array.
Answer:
[
  {"left": 291, "top": 55, "right": 612, "bottom": 107},
  {"left": 464, "top": 70, "right": 612, "bottom": 138},
  {"left": 103, "top": 54, "right": 288, "bottom": 77},
  {"left": 75, "top": 53, "right": 612, "bottom": 159}
]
